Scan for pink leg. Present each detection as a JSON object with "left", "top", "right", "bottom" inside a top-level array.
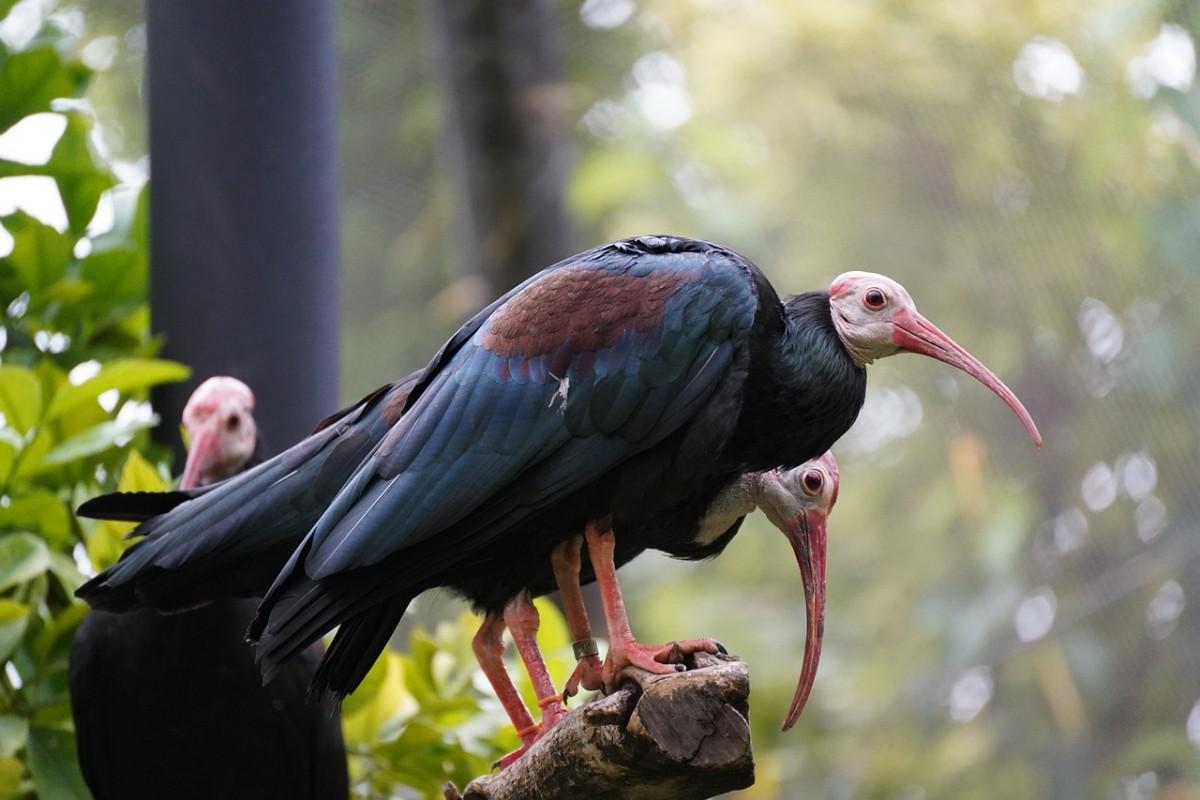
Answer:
[
  {"left": 550, "top": 535, "right": 603, "bottom": 699},
  {"left": 584, "top": 519, "right": 720, "bottom": 692},
  {"left": 471, "top": 612, "right": 538, "bottom": 769},
  {"left": 503, "top": 594, "right": 569, "bottom": 733}
]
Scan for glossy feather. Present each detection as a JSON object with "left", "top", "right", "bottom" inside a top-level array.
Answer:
[
  {"left": 79, "top": 235, "right": 868, "bottom": 702},
  {"left": 75, "top": 376, "right": 419, "bottom": 611}
]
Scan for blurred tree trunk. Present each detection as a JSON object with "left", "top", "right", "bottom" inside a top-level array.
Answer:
[
  {"left": 429, "top": 0, "right": 575, "bottom": 297},
  {"left": 426, "top": 0, "right": 603, "bottom": 639}
]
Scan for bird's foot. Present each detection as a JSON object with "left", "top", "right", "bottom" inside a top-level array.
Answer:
[
  {"left": 492, "top": 693, "right": 570, "bottom": 770},
  {"left": 493, "top": 741, "right": 533, "bottom": 771},
  {"left": 601, "top": 636, "right": 724, "bottom": 693},
  {"left": 563, "top": 654, "right": 603, "bottom": 701},
  {"left": 493, "top": 720, "right": 542, "bottom": 770},
  {"left": 537, "top": 692, "right": 569, "bottom": 731}
]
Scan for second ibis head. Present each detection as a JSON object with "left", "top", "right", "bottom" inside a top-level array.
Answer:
[
  {"left": 753, "top": 451, "right": 839, "bottom": 730},
  {"left": 179, "top": 377, "right": 257, "bottom": 490}
]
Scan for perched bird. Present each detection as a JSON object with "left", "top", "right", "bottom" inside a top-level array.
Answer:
[
  {"left": 69, "top": 377, "right": 350, "bottom": 800},
  {"left": 472, "top": 452, "right": 840, "bottom": 767},
  {"left": 78, "top": 236, "right": 1040, "bottom": 756}
]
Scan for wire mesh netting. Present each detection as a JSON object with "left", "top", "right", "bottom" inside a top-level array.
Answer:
[{"left": 5, "top": 0, "right": 1199, "bottom": 797}]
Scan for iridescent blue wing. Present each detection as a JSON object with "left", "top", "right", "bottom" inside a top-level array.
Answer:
[{"left": 299, "top": 237, "right": 762, "bottom": 579}]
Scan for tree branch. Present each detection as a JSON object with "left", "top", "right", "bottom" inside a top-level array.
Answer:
[{"left": 445, "top": 653, "right": 754, "bottom": 800}]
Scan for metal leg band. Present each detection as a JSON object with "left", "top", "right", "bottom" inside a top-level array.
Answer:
[{"left": 572, "top": 637, "right": 599, "bottom": 661}]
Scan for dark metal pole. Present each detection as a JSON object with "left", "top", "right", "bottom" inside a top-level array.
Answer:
[{"left": 147, "top": 0, "right": 339, "bottom": 460}]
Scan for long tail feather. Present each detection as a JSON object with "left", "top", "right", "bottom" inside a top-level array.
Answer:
[
  {"left": 309, "top": 597, "right": 411, "bottom": 701},
  {"left": 74, "top": 379, "right": 417, "bottom": 614},
  {"left": 76, "top": 489, "right": 202, "bottom": 523}
]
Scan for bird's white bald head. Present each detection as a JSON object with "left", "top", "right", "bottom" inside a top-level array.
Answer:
[
  {"left": 754, "top": 451, "right": 840, "bottom": 533},
  {"left": 179, "top": 376, "right": 257, "bottom": 488},
  {"left": 827, "top": 271, "right": 916, "bottom": 367},
  {"left": 826, "top": 271, "right": 1043, "bottom": 446}
]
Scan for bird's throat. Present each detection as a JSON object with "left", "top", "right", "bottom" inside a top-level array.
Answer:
[{"left": 829, "top": 310, "right": 876, "bottom": 368}]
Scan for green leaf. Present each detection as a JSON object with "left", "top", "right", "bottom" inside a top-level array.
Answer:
[
  {"left": 44, "top": 552, "right": 82, "bottom": 597},
  {"left": 0, "top": 47, "right": 89, "bottom": 133},
  {"left": 0, "top": 717, "right": 27, "bottom": 760},
  {"left": 0, "top": 365, "right": 42, "bottom": 434},
  {"left": 44, "top": 358, "right": 189, "bottom": 420},
  {"left": 342, "top": 650, "right": 415, "bottom": 745},
  {"left": 404, "top": 628, "right": 440, "bottom": 705},
  {"left": 0, "top": 491, "right": 70, "bottom": 544},
  {"left": 78, "top": 246, "right": 143, "bottom": 304},
  {"left": 12, "top": 428, "right": 51, "bottom": 479},
  {"left": 86, "top": 450, "right": 169, "bottom": 569},
  {"left": 0, "top": 755, "right": 22, "bottom": 800},
  {"left": 0, "top": 211, "right": 72, "bottom": 293},
  {"left": 88, "top": 183, "right": 145, "bottom": 254},
  {"left": 0, "top": 599, "right": 29, "bottom": 661},
  {"left": 0, "top": 533, "right": 51, "bottom": 592},
  {"left": 85, "top": 519, "right": 125, "bottom": 572},
  {"left": 40, "top": 276, "right": 93, "bottom": 306},
  {"left": 38, "top": 414, "right": 158, "bottom": 468},
  {"left": 0, "top": 442, "right": 13, "bottom": 487},
  {"left": 48, "top": 112, "right": 116, "bottom": 235},
  {"left": 116, "top": 449, "right": 168, "bottom": 493},
  {"left": 26, "top": 726, "right": 88, "bottom": 800},
  {"left": 0, "top": 156, "right": 40, "bottom": 178},
  {"left": 30, "top": 598, "right": 84, "bottom": 669}
]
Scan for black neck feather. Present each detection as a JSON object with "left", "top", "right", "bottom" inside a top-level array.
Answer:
[{"left": 725, "top": 290, "right": 866, "bottom": 472}]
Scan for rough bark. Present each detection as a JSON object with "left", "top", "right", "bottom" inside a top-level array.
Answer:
[{"left": 444, "top": 653, "right": 754, "bottom": 800}]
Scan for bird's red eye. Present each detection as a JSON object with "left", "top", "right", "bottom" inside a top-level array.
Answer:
[
  {"left": 226, "top": 414, "right": 240, "bottom": 430},
  {"left": 864, "top": 288, "right": 887, "bottom": 310},
  {"left": 802, "top": 470, "right": 823, "bottom": 494}
]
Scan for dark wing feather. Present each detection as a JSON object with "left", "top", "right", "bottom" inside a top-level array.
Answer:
[
  {"left": 305, "top": 246, "right": 756, "bottom": 577},
  {"left": 251, "top": 239, "right": 762, "bottom": 680},
  {"left": 75, "top": 375, "right": 420, "bottom": 611},
  {"left": 76, "top": 489, "right": 204, "bottom": 523}
]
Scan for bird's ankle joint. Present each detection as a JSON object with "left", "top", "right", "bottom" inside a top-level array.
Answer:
[
  {"left": 536, "top": 693, "right": 563, "bottom": 710},
  {"left": 515, "top": 722, "right": 541, "bottom": 740}
]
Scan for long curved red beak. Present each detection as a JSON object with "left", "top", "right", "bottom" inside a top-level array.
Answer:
[
  {"left": 179, "top": 425, "right": 219, "bottom": 490},
  {"left": 892, "top": 308, "right": 1042, "bottom": 446},
  {"left": 782, "top": 507, "right": 827, "bottom": 731}
]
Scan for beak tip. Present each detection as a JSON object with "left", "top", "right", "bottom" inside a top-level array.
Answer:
[{"left": 1026, "top": 423, "right": 1043, "bottom": 448}]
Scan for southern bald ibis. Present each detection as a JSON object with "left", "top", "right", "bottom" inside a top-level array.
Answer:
[
  {"left": 482, "top": 451, "right": 841, "bottom": 766},
  {"left": 77, "top": 235, "right": 1040, "bottom": 755},
  {"left": 69, "top": 377, "right": 349, "bottom": 800}
]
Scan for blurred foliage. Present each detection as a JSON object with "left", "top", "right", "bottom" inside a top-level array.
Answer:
[
  {"left": 0, "top": 3, "right": 188, "bottom": 797},
  {"left": 341, "top": 598, "right": 577, "bottom": 799},
  {"left": 7, "top": 0, "right": 1200, "bottom": 798},
  {"left": 337, "top": 0, "right": 1200, "bottom": 797}
]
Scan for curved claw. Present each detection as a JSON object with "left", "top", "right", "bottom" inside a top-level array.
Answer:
[
  {"left": 493, "top": 743, "right": 532, "bottom": 771},
  {"left": 492, "top": 722, "right": 542, "bottom": 770},
  {"left": 563, "top": 654, "right": 603, "bottom": 702},
  {"left": 600, "top": 637, "right": 722, "bottom": 693}
]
